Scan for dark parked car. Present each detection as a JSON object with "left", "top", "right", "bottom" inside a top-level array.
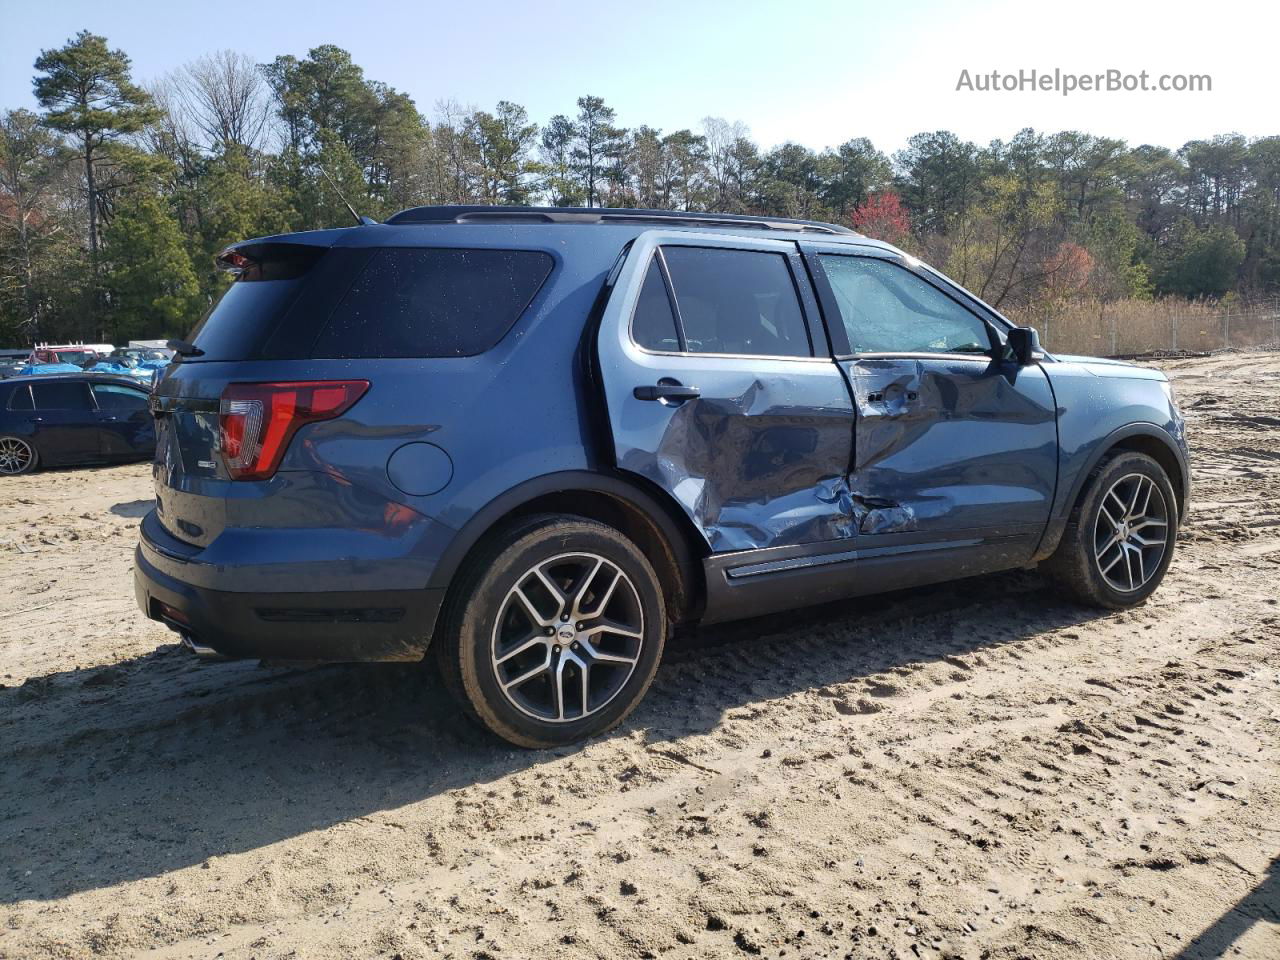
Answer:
[
  {"left": 135, "top": 206, "right": 1189, "bottom": 747},
  {"left": 0, "top": 373, "right": 155, "bottom": 474}
]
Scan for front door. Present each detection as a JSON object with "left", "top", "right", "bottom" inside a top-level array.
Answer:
[
  {"left": 597, "top": 233, "right": 855, "bottom": 553},
  {"left": 803, "top": 245, "right": 1058, "bottom": 564}
]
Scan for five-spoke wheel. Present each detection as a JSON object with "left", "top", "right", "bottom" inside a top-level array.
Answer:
[
  {"left": 1043, "top": 451, "right": 1179, "bottom": 609},
  {"left": 1093, "top": 473, "right": 1169, "bottom": 593},
  {"left": 492, "top": 553, "right": 645, "bottom": 723},
  {"left": 436, "top": 514, "right": 666, "bottom": 748}
]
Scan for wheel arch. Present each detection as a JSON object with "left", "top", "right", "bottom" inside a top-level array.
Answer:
[
  {"left": 1035, "top": 422, "right": 1188, "bottom": 561},
  {"left": 427, "top": 470, "right": 710, "bottom": 626}
]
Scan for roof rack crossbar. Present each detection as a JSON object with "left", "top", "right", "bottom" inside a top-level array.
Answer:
[{"left": 384, "top": 205, "right": 855, "bottom": 236}]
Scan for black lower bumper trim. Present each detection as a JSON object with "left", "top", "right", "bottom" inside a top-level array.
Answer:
[{"left": 135, "top": 546, "right": 444, "bottom": 662}]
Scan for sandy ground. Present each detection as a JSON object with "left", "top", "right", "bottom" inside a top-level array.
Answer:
[{"left": 0, "top": 352, "right": 1277, "bottom": 960}]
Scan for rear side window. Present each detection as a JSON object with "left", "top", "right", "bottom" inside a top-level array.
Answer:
[
  {"left": 631, "top": 258, "right": 680, "bottom": 352},
  {"left": 32, "top": 381, "right": 93, "bottom": 411},
  {"left": 92, "top": 383, "right": 149, "bottom": 411},
  {"left": 661, "top": 247, "right": 812, "bottom": 358},
  {"left": 7, "top": 384, "right": 33, "bottom": 410},
  {"left": 311, "top": 248, "right": 554, "bottom": 359}
]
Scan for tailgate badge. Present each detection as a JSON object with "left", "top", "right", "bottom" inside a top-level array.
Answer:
[{"left": 197, "top": 460, "right": 217, "bottom": 470}]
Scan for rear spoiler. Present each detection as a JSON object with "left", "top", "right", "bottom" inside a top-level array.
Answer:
[{"left": 214, "top": 241, "right": 329, "bottom": 281}]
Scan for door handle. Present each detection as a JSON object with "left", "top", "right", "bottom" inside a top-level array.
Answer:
[
  {"left": 634, "top": 380, "right": 700, "bottom": 403},
  {"left": 26, "top": 417, "right": 44, "bottom": 423}
]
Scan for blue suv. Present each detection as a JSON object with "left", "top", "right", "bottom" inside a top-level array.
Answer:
[{"left": 135, "top": 206, "right": 1189, "bottom": 747}]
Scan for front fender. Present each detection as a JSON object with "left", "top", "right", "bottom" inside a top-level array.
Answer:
[{"left": 1034, "top": 360, "right": 1188, "bottom": 560}]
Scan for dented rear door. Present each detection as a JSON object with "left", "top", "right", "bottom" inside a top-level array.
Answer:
[
  {"left": 596, "top": 232, "right": 855, "bottom": 553},
  {"left": 804, "top": 245, "right": 1057, "bottom": 562}
]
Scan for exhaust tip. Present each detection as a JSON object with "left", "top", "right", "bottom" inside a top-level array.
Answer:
[{"left": 180, "top": 632, "right": 226, "bottom": 661}]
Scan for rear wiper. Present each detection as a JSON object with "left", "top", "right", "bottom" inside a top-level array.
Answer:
[{"left": 167, "top": 339, "right": 204, "bottom": 358}]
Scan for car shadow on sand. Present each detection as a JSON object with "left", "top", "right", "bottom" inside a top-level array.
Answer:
[
  {"left": 108, "top": 498, "right": 155, "bottom": 519},
  {"left": 1, "top": 569, "right": 1107, "bottom": 906}
]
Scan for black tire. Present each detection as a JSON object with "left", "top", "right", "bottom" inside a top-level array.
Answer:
[
  {"left": 435, "top": 513, "right": 666, "bottom": 748},
  {"left": 0, "top": 435, "right": 38, "bottom": 475},
  {"left": 1042, "top": 451, "right": 1179, "bottom": 609}
]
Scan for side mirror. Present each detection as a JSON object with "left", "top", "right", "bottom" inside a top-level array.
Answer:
[{"left": 1007, "top": 326, "right": 1045, "bottom": 366}]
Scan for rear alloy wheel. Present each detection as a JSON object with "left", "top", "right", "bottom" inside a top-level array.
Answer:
[
  {"left": 0, "top": 436, "right": 37, "bottom": 475},
  {"left": 437, "top": 515, "right": 666, "bottom": 748},
  {"left": 1042, "top": 451, "right": 1179, "bottom": 609},
  {"left": 492, "top": 552, "right": 646, "bottom": 723}
]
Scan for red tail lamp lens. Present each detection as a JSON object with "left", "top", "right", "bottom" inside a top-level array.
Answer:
[{"left": 218, "top": 380, "right": 368, "bottom": 480}]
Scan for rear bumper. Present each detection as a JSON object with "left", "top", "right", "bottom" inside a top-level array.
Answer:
[{"left": 134, "top": 543, "right": 444, "bottom": 663}]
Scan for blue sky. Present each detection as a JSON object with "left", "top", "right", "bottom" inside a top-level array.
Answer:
[{"left": 1, "top": 0, "right": 1274, "bottom": 152}]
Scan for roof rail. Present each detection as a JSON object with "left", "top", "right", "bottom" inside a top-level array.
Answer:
[{"left": 384, "top": 205, "right": 856, "bottom": 236}]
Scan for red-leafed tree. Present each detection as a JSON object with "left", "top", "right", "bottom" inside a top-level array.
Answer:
[
  {"left": 851, "top": 190, "right": 911, "bottom": 248},
  {"left": 1040, "top": 241, "right": 1095, "bottom": 303}
]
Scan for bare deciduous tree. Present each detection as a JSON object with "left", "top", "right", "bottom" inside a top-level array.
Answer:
[{"left": 177, "top": 50, "right": 271, "bottom": 154}]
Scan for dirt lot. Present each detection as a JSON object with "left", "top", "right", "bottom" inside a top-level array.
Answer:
[{"left": 1, "top": 353, "right": 1277, "bottom": 960}]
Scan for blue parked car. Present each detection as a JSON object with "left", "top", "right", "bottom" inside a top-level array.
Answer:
[
  {"left": 0, "top": 373, "right": 155, "bottom": 474},
  {"left": 135, "top": 206, "right": 1189, "bottom": 747}
]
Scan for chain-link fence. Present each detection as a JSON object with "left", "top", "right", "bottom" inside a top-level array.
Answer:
[{"left": 1007, "top": 297, "right": 1280, "bottom": 357}]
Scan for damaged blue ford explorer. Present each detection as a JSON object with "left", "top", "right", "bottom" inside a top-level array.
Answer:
[{"left": 135, "top": 206, "right": 1189, "bottom": 747}]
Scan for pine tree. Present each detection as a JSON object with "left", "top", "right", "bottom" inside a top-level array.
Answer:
[
  {"left": 102, "top": 184, "right": 200, "bottom": 343},
  {"left": 33, "top": 31, "right": 159, "bottom": 333}
]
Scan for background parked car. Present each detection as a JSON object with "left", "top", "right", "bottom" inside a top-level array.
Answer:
[
  {"left": 30, "top": 346, "right": 101, "bottom": 367},
  {"left": 87, "top": 355, "right": 160, "bottom": 385},
  {"left": 0, "top": 373, "right": 155, "bottom": 475},
  {"left": 0, "top": 352, "right": 29, "bottom": 379}
]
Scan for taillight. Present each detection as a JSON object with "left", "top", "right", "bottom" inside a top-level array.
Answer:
[{"left": 218, "top": 380, "right": 368, "bottom": 480}]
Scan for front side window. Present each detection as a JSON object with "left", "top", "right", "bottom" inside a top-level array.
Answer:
[
  {"left": 661, "top": 247, "right": 811, "bottom": 358},
  {"left": 32, "top": 381, "right": 93, "bottom": 411},
  {"left": 312, "top": 248, "right": 554, "bottom": 359},
  {"left": 819, "top": 255, "right": 992, "bottom": 356}
]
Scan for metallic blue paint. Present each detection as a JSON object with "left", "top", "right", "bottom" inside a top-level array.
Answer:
[
  {"left": 840, "top": 355, "right": 1059, "bottom": 557},
  {"left": 595, "top": 232, "right": 855, "bottom": 552},
  {"left": 134, "top": 217, "right": 1188, "bottom": 662}
]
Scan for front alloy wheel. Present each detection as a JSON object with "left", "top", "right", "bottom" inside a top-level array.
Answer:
[
  {"left": 1043, "top": 450, "right": 1179, "bottom": 609},
  {"left": 1092, "top": 473, "right": 1169, "bottom": 593}
]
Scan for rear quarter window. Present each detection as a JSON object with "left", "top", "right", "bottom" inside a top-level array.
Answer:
[
  {"left": 6, "top": 384, "right": 33, "bottom": 410},
  {"left": 185, "top": 244, "right": 327, "bottom": 362},
  {"left": 309, "top": 248, "right": 554, "bottom": 359}
]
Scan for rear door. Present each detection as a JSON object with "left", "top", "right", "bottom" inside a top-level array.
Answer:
[
  {"left": 90, "top": 381, "right": 155, "bottom": 457},
  {"left": 596, "top": 232, "right": 855, "bottom": 552},
  {"left": 803, "top": 244, "right": 1057, "bottom": 562},
  {"left": 28, "top": 380, "right": 100, "bottom": 462}
]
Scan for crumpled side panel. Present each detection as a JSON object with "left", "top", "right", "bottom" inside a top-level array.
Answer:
[
  {"left": 852, "top": 495, "right": 917, "bottom": 534},
  {"left": 841, "top": 356, "right": 1058, "bottom": 538},
  {"left": 617, "top": 375, "right": 856, "bottom": 552}
]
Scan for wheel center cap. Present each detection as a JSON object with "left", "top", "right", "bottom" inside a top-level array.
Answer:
[{"left": 557, "top": 624, "right": 576, "bottom": 642}]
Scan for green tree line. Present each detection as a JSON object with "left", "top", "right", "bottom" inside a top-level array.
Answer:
[{"left": 1, "top": 31, "right": 1277, "bottom": 346}]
